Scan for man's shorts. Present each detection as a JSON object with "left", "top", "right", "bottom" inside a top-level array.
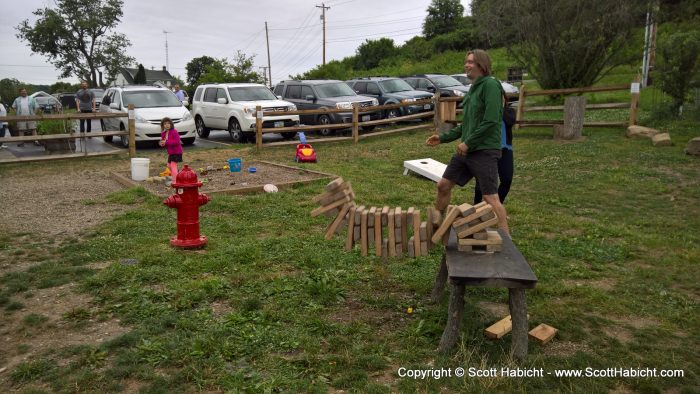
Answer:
[
  {"left": 17, "top": 121, "right": 37, "bottom": 131},
  {"left": 442, "top": 149, "right": 501, "bottom": 196},
  {"left": 167, "top": 154, "right": 183, "bottom": 163}
]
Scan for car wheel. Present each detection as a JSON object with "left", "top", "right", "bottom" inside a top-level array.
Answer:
[
  {"left": 195, "top": 116, "right": 210, "bottom": 138},
  {"left": 386, "top": 108, "right": 400, "bottom": 120},
  {"left": 228, "top": 118, "right": 246, "bottom": 143},
  {"left": 101, "top": 120, "right": 113, "bottom": 142},
  {"left": 362, "top": 125, "right": 376, "bottom": 131},
  {"left": 282, "top": 132, "right": 297, "bottom": 140},
  {"left": 119, "top": 124, "right": 129, "bottom": 148},
  {"left": 182, "top": 137, "right": 195, "bottom": 146},
  {"left": 317, "top": 114, "right": 333, "bottom": 136}
]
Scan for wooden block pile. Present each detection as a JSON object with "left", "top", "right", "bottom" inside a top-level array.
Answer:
[
  {"left": 311, "top": 178, "right": 441, "bottom": 258},
  {"left": 430, "top": 202, "right": 503, "bottom": 253}
]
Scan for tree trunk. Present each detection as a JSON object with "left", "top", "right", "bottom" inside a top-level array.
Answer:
[
  {"left": 438, "top": 283, "right": 465, "bottom": 354},
  {"left": 553, "top": 96, "right": 586, "bottom": 140},
  {"left": 508, "top": 288, "right": 528, "bottom": 361}
]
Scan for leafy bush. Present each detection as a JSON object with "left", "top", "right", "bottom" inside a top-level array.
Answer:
[{"left": 655, "top": 29, "right": 700, "bottom": 115}]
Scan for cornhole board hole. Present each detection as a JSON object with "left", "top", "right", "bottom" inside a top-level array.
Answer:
[{"left": 403, "top": 158, "right": 447, "bottom": 182}]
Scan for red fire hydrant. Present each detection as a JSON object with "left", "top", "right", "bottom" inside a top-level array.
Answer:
[{"left": 163, "top": 165, "right": 210, "bottom": 248}]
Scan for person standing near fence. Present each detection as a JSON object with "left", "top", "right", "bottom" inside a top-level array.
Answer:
[
  {"left": 474, "top": 97, "right": 516, "bottom": 205},
  {"left": 0, "top": 100, "right": 8, "bottom": 149},
  {"left": 426, "top": 49, "right": 510, "bottom": 235},
  {"left": 11, "top": 88, "right": 39, "bottom": 147},
  {"left": 75, "top": 81, "right": 95, "bottom": 134}
]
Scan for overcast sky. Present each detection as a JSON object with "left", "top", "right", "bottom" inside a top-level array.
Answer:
[{"left": 0, "top": 0, "right": 472, "bottom": 87}]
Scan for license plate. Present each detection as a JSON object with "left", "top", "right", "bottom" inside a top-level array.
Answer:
[
  {"left": 274, "top": 121, "right": 284, "bottom": 128},
  {"left": 423, "top": 104, "right": 431, "bottom": 110},
  {"left": 361, "top": 115, "right": 370, "bottom": 122}
]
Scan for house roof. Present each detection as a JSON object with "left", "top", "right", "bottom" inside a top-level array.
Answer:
[{"left": 120, "top": 67, "right": 176, "bottom": 84}]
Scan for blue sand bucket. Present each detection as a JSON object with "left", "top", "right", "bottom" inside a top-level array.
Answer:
[{"left": 228, "top": 158, "right": 242, "bottom": 172}]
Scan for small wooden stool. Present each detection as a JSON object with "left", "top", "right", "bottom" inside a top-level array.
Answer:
[{"left": 432, "top": 229, "right": 537, "bottom": 360}]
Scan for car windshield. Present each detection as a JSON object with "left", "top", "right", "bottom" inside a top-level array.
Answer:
[
  {"left": 432, "top": 76, "right": 463, "bottom": 88},
  {"left": 315, "top": 83, "right": 356, "bottom": 98},
  {"left": 90, "top": 89, "right": 104, "bottom": 99},
  {"left": 379, "top": 79, "right": 413, "bottom": 93},
  {"left": 227, "top": 86, "right": 277, "bottom": 101},
  {"left": 122, "top": 91, "right": 182, "bottom": 108}
]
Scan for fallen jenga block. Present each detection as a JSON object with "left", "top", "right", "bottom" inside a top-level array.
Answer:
[
  {"left": 457, "top": 215, "right": 499, "bottom": 238},
  {"left": 361, "top": 209, "right": 369, "bottom": 256},
  {"left": 387, "top": 209, "right": 396, "bottom": 257},
  {"left": 311, "top": 195, "right": 352, "bottom": 217},
  {"left": 472, "top": 231, "right": 489, "bottom": 240},
  {"left": 374, "top": 209, "right": 382, "bottom": 256},
  {"left": 325, "top": 177, "right": 345, "bottom": 192},
  {"left": 484, "top": 315, "right": 512, "bottom": 339},
  {"left": 323, "top": 207, "right": 340, "bottom": 218},
  {"left": 412, "top": 210, "right": 421, "bottom": 256},
  {"left": 345, "top": 205, "right": 357, "bottom": 251},
  {"left": 431, "top": 203, "right": 476, "bottom": 244},
  {"left": 529, "top": 324, "right": 558, "bottom": 345},
  {"left": 325, "top": 203, "right": 352, "bottom": 240},
  {"left": 458, "top": 230, "right": 502, "bottom": 246},
  {"left": 452, "top": 204, "right": 493, "bottom": 228},
  {"left": 353, "top": 205, "right": 364, "bottom": 242},
  {"left": 408, "top": 236, "right": 415, "bottom": 258},
  {"left": 316, "top": 186, "right": 354, "bottom": 206}
]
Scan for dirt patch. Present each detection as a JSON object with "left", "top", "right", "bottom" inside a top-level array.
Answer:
[
  {"left": 0, "top": 283, "right": 129, "bottom": 383},
  {"left": 328, "top": 297, "right": 406, "bottom": 334},
  {"left": 127, "top": 161, "right": 332, "bottom": 198},
  {"left": 476, "top": 301, "right": 509, "bottom": 318},
  {"left": 562, "top": 278, "right": 616, "bottom": 292},
  {"left": 602, "top": 326, "right": 633, "bottom": 343},
  {"left": 210, "top": 301, "right": 234, "bottom": 317}
]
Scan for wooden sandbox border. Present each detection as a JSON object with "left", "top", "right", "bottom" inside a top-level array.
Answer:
[{"left": 111, "top": 160, "right": 337, "bottom": 198}]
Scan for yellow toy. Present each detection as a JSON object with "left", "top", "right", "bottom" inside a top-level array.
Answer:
[{"left": 159, "top": 167, "right": 171, "bottom": 177}]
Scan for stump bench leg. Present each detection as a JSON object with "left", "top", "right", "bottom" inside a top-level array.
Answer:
[
  {"left": 508, "top": 288, "right": 528, "bottom": 361},
  {"left": 438, "top": 282, "right": 465, "bottom": 354},
  {"left": 431, "top": 253, "right": 448, "bottom": 303}
]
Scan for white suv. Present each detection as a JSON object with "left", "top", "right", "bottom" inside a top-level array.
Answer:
[
  {"left": 192, "top": 83, "right": 300, "bottom": 143},
  {"left": 100, "top": 85, "right": 196, "bottom": 147}
]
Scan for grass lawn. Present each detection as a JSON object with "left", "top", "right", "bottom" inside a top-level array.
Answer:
[{"left": 1, "top": 94, "right": 698, "bottom": 392}]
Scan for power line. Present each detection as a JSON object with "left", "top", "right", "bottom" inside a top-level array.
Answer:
[{"left": 327, "top": 27, "right": 422, "bottom": 43}]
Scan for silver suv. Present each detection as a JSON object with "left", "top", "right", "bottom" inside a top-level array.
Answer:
[{"left": 192, "top": 83, "right": 300, "bottom": 143}]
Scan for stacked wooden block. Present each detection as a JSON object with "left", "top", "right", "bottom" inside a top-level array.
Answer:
[
  {"left": 311, "top": 178, "right": 442, "bottom": 258},
  {"left": 430, "top": 202, "right": 503, "bottom": 253}
]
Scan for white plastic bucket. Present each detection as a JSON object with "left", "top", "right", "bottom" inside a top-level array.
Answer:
[{"left": 131, "top": 158, "right": 150, "bottom": 181}]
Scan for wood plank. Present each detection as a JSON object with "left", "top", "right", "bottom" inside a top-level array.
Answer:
[
  {"left": 374, "top": 209, "right": 382, "bottom": 256},
  {"left": 524, "top": 83, "right": 629, "bottom": 97},
  {"left": 315, "top": 186, "right": 353, "bottom": 206},
  {"left": 452, "top": 205, "right": 493, "bottom": 228},
  {"left": 400, "top": 210, "right": 409, "bottom": 253},
  {"left": 387, "top": 209, "right": 396, "bottom": 257},
  {"left": 421, "top": 241, "right": 428, "bottom": 256},
  {"left": 395, "top": 207, "right": 403, "bottom": 227},
  {"left": 528, "top": 324, "right": 558, "bottom": 345},
  {"left": 345, "top": 206, "right": 357, "bottom": 251},
  {"left": 413, "top": 209, "right": 422, "bottom": 255},
  {"left": 484, "top": 315, "right": 512, "bottom": 339},
  {"left": 458, "top": 231, "right": 502, "bottom": 246},
  {"left": 486, "top": 244, "right": 502, "bottom": 252},
  {"left": 457, "top": 215, "right": 500, "bottom": 238},
  {"left": 310, "top": 196, "right": 351, "bottom": 217},
  {"left": 325, "top": 177, "right": 344, "bottom": 192},
  {"left": 325, "top": 203, "right": 352, "bottom": 240},
  {"left": 381, "top": 206, "right": 389, "bottom": 226},
  {"left": 361, "top": 209, "right": 369, "bottom": 256},
  {"left": 473, "top": 230, "right": 490, "bottom": 240},
  {"left": 432, "top": 203, "right": 475, "bottom": 244}
]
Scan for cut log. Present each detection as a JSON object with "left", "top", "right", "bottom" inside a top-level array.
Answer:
[
  {"left": 652, "top": 132, "right": 672, "bottom": 147},
  {"left": 686, "top": 137, "right": 700, "bottom": 155}
]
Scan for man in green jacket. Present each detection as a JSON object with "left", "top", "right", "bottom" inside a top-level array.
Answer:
[{"left": 426, "top": 49, "right": 509, "bottom": 234}]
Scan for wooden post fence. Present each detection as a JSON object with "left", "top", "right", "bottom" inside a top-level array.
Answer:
[
  {"left": 352, "top": 103, "right": 359, "bottom": 144},
  {"left": 629, "top": 76, "right": 641, "bottom": 126},
  {"left": 255, "top": 105, "right": 263, "bottom": 149},
  {"left": 127, "top": 104, "right": 136, "bottom": 158}
]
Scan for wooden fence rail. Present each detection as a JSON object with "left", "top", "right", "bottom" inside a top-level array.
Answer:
[
  {"left": 515, "top": 80, "right": 640, "bottom": 130},
  {"left": 0, "top": 105, "right": 136, "bottom": 164}
]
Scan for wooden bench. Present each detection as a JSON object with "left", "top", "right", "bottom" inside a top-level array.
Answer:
[{"left": 431, "top": 229, "right": 537, "bottom": 360}]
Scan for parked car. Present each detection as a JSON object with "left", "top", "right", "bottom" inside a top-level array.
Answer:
[
  {"left": 192, "top": 83, "right": 300, "bottom": 143},
  {"left": 90, "top": 89, "right": 105, "bottom": 110},
  {"left": 273, "top": 80, "right": 380, "bottom": 136},
  {"left": 30, "top": 91, "right": 61, "bottom": 112},
  {"left": 401, "top": 74, "right": 469, "bottom": 107},
  {"left": 345, "top": 77, "right": 433, "bottom": 119},
  {"left": 99, "top": 85, "right": 196, "bottom": 147},
  {"left": 53, "top": 93, "right": 76, "bottom": 110},
  {"left": 451, "top": 74, "right": 520, "bottom": 103}
]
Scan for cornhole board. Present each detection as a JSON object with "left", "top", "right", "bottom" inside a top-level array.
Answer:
[{"left": 403, "top": 158, "right": 447, "bottom": 182}]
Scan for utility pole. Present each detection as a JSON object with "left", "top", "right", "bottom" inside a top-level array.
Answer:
[
  {"left": 316, "top": 3, "right": 330, "bottom": 65},
  {"left": 163, "top": 30, "right": 170, "bottom": 71},
  {"left": 265, "top": 22, "right": 272, "bottom": 88}
]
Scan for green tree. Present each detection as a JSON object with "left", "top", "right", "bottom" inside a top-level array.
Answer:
[
  {"left": 194, "top": 53, "right": 264, "bottom": 85},
  {"left": 655, "top": 30, "right": 700, "bottom": 115},
  {"left": 49, "top": 81, "right": 80, "bottom": 94},
  {"left": 422, "top": 0, "right": 465, "bottom": 40},
  {"left": 134, "top": 64, "right": 147, "bottom": 84},
  {"left": 227, "top": 51, "right": 263, "bottom": 83},
  {"left": 16, "top": 0, "right": 134, "bottom": 87},
  {"left": 185, "top": 56, "right": 218, "bottom": 86},
  {"left": 0, "top": 78, "right": 24, "bottom": 106},
  {"left": 477, "top": 0, "right": 645, "bottom": 89},
  {"left": 354, "top": 38, "right": 397, "bottom": 70}
]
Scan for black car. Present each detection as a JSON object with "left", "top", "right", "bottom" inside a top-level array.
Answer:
[
  {"left": 274, "top": 80, "right": 381, "bottom": 135},
  {"left": 54, "top": 93, "right": 77, "bottom": 110},
  {"left": 346, "top": 77, "right": 433, "bottom": 119},
  {"left": 401, "top": 74, "right": 469, "bottom": 107}
]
